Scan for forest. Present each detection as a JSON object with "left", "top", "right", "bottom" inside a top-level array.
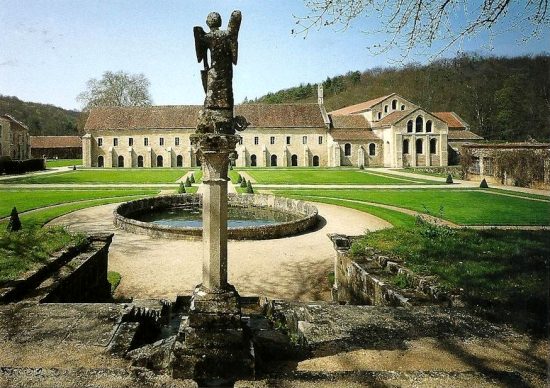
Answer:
[{"left": 250, "top": 54, "right": 550, "bottom": 142}]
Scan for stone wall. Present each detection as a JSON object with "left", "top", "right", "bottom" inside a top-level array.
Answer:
[{"left": 114, "top": 194, "right": 319, "bottom": 240}]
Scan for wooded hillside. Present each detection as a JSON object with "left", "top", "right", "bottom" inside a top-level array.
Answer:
[
  {"left": 0, "top": 95, "right": 80, "bottom": 136},
  {"left": 250, "top": 54, "right": 550, "bottom": 142}
]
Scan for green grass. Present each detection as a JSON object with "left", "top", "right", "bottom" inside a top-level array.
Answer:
[
  {"left": 45, "top": 159, "right": 82, "bottom": 168},
  {"left": 1, "top": 169, "right": 188, "bottom": 184},
  {"left": 242, "top": 168, "right": 442, "bottom": 185},
  {"left": 0, "top": 226, "right": 85, "bottom": 283},
  {"left": 108, "top": 271, "right": 122, "bottom": 294},
  {"left": 0, "top": 189, "right": 158, "bottom": 218},
  {"left": 228, "top": 169, "right": 241, "bottom": 183},
  {"left": 354, "top": 224, "right": 550, "bottom": 334},
  {"left": 272, "top": 188, "right": 550, "bottom": 225}
]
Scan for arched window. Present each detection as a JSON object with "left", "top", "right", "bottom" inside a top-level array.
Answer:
[
  {"left": 369, "top": 143, "right": 376, "bottom": 156},
  {"left": 250, "top": 154, "right": 257, "bottom": 167},
  {"left": 403, "top": 139, "right": 409, "bottom": 154},
  {"left": 416, "top": 138, "right": 423, "bottom": 154},
  {"left": 415, "top": 116, "right": 423, "bottom": 133},
  {"left": 291, "top": 154, "right": 298, "bottom": 166},
  {"left": 344, "top": 143, "right": 352, "bottom": 156},
  {"left": 377, "top": 112, "right": 381, "bottom": 120},
  {"left": 392, "top": 99, "right": 397, "bottom": 110},
  {"left": 426, "top": 120, "right": 432, "bottom": 133},
  {"left": 156, "top": 155, "right": 163, "bottom": 167},
  {"left": 97, "top": 155, "right": 104, "bottom": 167},
  {"left": 118, "top": 155, "right": 124, "bottom": 168},
  {"left": 407, "top": 120, "right": 413, "bottom": 133},
  {"left": 401, "top": 104, "right": 405, "bottom": 110},
  {"left": 176, "top": 155, "right": 183, "bottom": 167},
  {"left": 312, "top": 155, "right": 320, "bottom": 166},
  {"left": 384, "top": 105, "right": 388, "bottom": 113},
  {"left": 137, "top": 155, "right": 144, "bottom": 167},
  {"left": 430, "top": 138, "right": 437, "bottom": 154},
  {"left": 270, "top": 154, "right": 277, "bottom": 167}
]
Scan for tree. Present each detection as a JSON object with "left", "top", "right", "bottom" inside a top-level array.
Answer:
[
  {"left": 246, "top": 180, "right": 254, "bottom": 194},
  {"left": 295, "top": 1, "right": 549, "bottom": 59},
  {"left": 240, "top": 177, "right": 247, "bottom": 188},
  {"left": 178, "top": 181, "right": 186, "bottom": 194},
  {"left": 77, "top": 71, "right": 152, "bottom": 110},
  {"left": 7, "top": 207, "right": 21, "bottom": 232},
  {"left": 185, "top": 177, "right": 192, "bottom": 187}
]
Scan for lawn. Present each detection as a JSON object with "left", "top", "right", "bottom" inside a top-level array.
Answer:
[
  {"left": 0, "top": 189, "right": 159, "bottom": 218},
  {"left": 243, "top": 168, "right": 443, "bottom": 185},
  {"left": 45, "top": 159, "right": 82, "bottom": 168},
  {"left": 273, "top": 188, "right": 550, "bottom": 225},
  {"left": 1, "top": 168, "right": 188, "bottom": 184},
  {"left": 353, "top": 224, "right": 550, "bottom": 334}
]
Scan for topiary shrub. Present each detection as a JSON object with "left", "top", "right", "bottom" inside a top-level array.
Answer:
[
  {"left": 480, "top": 178, "right": 489, "bottom": 188},
  {"left": 185, "top": 176, "right": 192, "bottom": 187},
  {"left": 190, "top": 174, "right": 195, "bottom": 184},
  {"left": 246, "top": 180, "right": 254, "bottom": 194},
  {"left": 7, "top": 207, "right": 21, "bottom": 232},
  {"left": 178, "top": 181, "right": 186, "bottom": 193},
  {"left": 73, "top": 165, "right": 77, "bottom": 171},
  {"left": 240, "top": 177, "right": 247, "bottom": 188},
  {"left": 359, "top": 164, "right": 364, "bottom": 170},
  {"left": 446, "top": 174, "right": 453, "bottom": 184},
  {"left": 237, "top": 174, "right": 242, "bottom": 184}
]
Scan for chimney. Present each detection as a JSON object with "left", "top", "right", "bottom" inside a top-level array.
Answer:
[
  {"left": 317, "top": 84, "right": 330, "bottom": 127},
  {"left": 317, "top": 84, "right": 324, "bottom": 105}
]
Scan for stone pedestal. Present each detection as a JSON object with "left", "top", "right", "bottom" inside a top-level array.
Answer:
[{"left": 171, "top": 134, "right": 254, "bottom": 383}]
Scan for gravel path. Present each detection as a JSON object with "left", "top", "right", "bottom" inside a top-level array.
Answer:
[{"left": 48, "top": 201, "right": 390, "bottom": 301}]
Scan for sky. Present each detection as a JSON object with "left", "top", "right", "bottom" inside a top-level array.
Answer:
[{"left": 0, "top": 0, "right": 549, "bottom": 111}]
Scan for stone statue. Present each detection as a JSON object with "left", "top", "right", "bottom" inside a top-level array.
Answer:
[{"left": 194, "top": 10, "right": 248, "bottom": 134}]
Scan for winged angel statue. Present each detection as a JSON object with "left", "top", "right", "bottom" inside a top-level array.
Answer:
[{"left": 194, "top": 11, "right": 248, "bottom": 134}]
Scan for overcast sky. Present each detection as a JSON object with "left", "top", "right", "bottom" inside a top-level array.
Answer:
[{"left": 0, "top": 0, "right": 549, "bottom": 111}]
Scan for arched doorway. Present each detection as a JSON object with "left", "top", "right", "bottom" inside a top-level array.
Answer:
[
  {"left": 291, "top": 154, "right": 298, "bottom": 166},
  {"left": 176, "top": 155, "right": 183, "bottom": 167},
  {"left": 270, "top": 154, "right": 277, "bottom": 167},
  {"left": 137, "top": 155, "right": 144, "bottom": 167},
  {"left": 416, "top": 138, "right": 423, "bottom": 154},
  {"left": 312, "top": 155, "right": 320, "bottom": 166},
  {"left": 157, "top": 155, "right": 163, "bottom": 167},
  {"left": 250, "top": 154, "right": 257, "bottom": 167},
  {"left": 97, "top": 155, "right": 104, "bottom": 168},
  {"left": 117, "top": 155, "right": 124, "bottom": 168}
]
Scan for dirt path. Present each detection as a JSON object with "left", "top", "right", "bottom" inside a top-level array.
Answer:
[{"left": 48, "top": 201, "right": 390, "bottom": 301}]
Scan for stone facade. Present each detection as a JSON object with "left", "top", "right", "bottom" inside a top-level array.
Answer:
[
  {"left": 82, "top": 91, "right": 477, "bottom": 168},
  {"left": 0, "top": 114, "right": 30, "bottom": 160}
]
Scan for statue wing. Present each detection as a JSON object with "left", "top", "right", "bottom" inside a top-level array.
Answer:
[
  {"left": 193, "top": 26, "right": 207, "bottom": 64},
  {"left": 228, "top": 10, "right": 242, "bottom": 65}
]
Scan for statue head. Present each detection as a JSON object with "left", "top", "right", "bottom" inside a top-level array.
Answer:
[{"left": 206, "top": 12, "right": 222, "bottom": 29}]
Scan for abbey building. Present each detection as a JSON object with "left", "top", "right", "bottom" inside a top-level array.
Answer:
[{"left": 82, "top": 89, "right": 481, "bottom": 168}]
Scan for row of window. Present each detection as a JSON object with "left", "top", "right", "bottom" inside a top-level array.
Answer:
[
  {"left": 402, "top": 138, "right": 437, "bottom": 155},
  {"left": 97, "top": 154, "right": 185, "bottom": 168},
  {"left": 254, "top": 135, "right": 323, "bottom": 145},
  {"left": 98, "top": 137, "right": 180, "bottom": 147},
  {"left": 248, "top": 154, "right": 321, "bottom": 167},
  {"left": 343, "top": 143, "right": 376, "bottom": 157},
  {"left": 377, "top": 99, "right": 407, "bottom": 119},
  {"left": 407, "top": 117, "right": 432, "bottom": 133}
]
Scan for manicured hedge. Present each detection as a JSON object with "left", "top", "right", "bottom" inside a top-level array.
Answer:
[{"left": 0, "top": 157, "right": 46, "bottom": 175}]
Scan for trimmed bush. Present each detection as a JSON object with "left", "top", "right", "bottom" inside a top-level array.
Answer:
[
  {"left": 189, "top": 174, "right": 195, "bottom": 183},
  {"left": 246, "top": 180, "right": 254, "bottom": 194},
  {"left": 0, "top": 157, "right": 45, "bottom": 175},
  {"left": 7, "top": 207, "right": 22, "bottom": 232},
  {"left": 359, "top": 164, "right": 364, "bottom": 170},
  {"left": 480, "top": 178, "right": 489, "bottom": 188},
  {"left": 73, "top": 165, "right": 77, "bottom": 171},
  {"left": 185, "top": 176, "right": 192, "bottom": 187},
  {"left": 178, "top": 181, "right": 186, "bottom": 193},
  {"left": 446, "top": 174, "right": 453, "bottom": 184},
  {"left": 240, "top": 177, "right": 247, "bottom": 188},
  {"left": 237, "top": 174, "right": 242, "bottom": 184}
]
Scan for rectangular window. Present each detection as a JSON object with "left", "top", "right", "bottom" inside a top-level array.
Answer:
[
  {"left": 239, "top": 137, "right": 243, "bottom": 145},
  {"left": 318, "top": 136, "right": 323, "bottom": 145},
  {"left": 175, "top": 137, "right": 180, "bottom": 146},
  {"left": 159, "top": 137, "right": 164, "bottom": 146},
  {"left": 129, "top": 137, "right": 134, "bottom": 146},
  {"left": 144, "top": 138, "right": 149, "bottom": 146},
  {"left": 270, "top": 136, "right": 275, "bottom": 145},
  {"left": 286, "top": 136, "right": 291, "bottom": 145},
  {"left": 113, "top": 138, "right": 118, "bottom": 146},
  {"left": 254, "top": 136, "right": 259, "bottom": 145},
  {"left": 97, "top": 138, "right": 103, "bottom": 147},
  {"left": 302, "top": 136, "right": 307, "bottom": 144}
]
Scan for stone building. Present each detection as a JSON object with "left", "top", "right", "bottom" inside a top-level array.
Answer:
[
  {"left": 30, "top": 136, "right": 82, "bottom": 159},
  {"left": 0, "top": 114, "right": 30, "bottom": 160},
  {"left": 82, "top": 91, "right": 478, "bottom": 168}
]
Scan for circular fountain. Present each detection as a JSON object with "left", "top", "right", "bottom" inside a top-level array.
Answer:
[{"left": 114, "top": 194, "right": 318, "bottom": 240}]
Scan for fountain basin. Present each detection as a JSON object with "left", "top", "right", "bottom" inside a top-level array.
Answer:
[{"left": 114, "top": 194, "right": 318, "bottom": 240}]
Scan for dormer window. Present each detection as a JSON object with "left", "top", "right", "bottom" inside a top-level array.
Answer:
[
  {"left": 392, "top": 99, "right": 397, "bottom": 110},
  {"left": 377, "top": 112, "right": 382, "bottom": 120},
  {"left": 384, "top": 105, "right": 388, "bottom": 113}
]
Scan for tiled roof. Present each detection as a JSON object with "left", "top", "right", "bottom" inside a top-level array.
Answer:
[
  {"left": 31, "top": 136, "right": 82, "bottom": 148},
  {"left": 371, "top": 110, "right": 412, "bottom": 127},
  {"left": 84, "top": 104, "right": 326, "bottom": 130},
  {"left": 448, "top": 130, "right": 484, "bottom": 140},
  {"left": 329, "top": 129, "right": 380, "bottom": 141},
  {"left": 462, "top": 142, "right": 549, "bottom": 149},
  {"left": 330, "top": 114, "right": 371, "bottom": 129},
  {"left": 432, "top": 112, "right": 467, "bottom": 129},
  {"left": 329, "top": 95, "right": 393, "bottom": 115}
]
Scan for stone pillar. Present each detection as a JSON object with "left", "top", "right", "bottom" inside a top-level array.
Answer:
[{"left": 82, "top": 134, "right": 92, "bottom": 168}]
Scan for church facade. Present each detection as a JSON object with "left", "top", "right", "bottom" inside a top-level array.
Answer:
[{"left": 82, "top": 90, "right": 479, "bottom": 169}]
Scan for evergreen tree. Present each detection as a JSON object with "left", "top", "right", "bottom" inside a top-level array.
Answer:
[
  {"left": 246, "top": 180, "right": 254, "bottom": 194},
  {"left": 178, "top": 181, "right": 186, "bottom": 193},
  {"left": 237, "top": 174, "right": 242, "bottom": 183},
  {"left": 185, "top": 177, "right": 192, "bottom": 187},
  {"left": 446, "top": 174, "right": 453, "bottom": 184},
  {"left": 480, "top": 178, "right": 489, "bottom": 188},
  {"left": 189, "top": 174, "right": 195, "bottom": 184},
  {"left": 7, "top": 207, "right": 21, "bottom": 232},
  {"left": 240, "top": 177, "right": 247, "bottom": 188}
]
